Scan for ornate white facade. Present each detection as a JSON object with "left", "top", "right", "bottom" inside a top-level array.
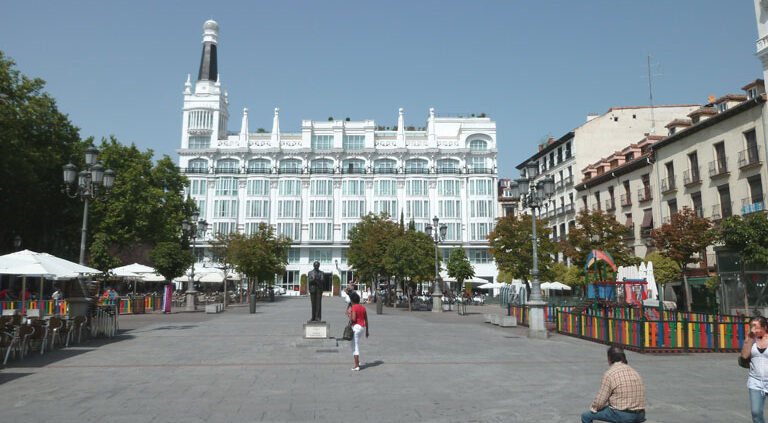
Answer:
[{"left": 177, "top": 21, "right": 499, "bottom": 292}]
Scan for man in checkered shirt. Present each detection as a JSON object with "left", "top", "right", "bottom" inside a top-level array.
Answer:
[{"left": 581, "top": 346, "right": 646, "bottom": 423}]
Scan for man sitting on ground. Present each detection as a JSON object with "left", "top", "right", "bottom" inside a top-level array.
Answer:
[{"left": 581, "top": 346, "right": 646, "bottom": 423}]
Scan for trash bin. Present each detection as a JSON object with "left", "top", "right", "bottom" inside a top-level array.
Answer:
[
  {"left": 269, "top": 288, "right": 275, "bottom": 302},
  {"left": 249, "top": 293, "right": 257, "bottom": 314},
  {"left": 376, "top": 290, "right": 384, "bottom": 315}
]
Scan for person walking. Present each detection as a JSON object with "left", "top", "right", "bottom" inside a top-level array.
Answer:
[
  {"left": 347, "top": 291, "right": 368, "bottom": 371},
  {"left": 581, "top": 346, "right": 645, "bottom": 423},
  {"left": 741, "top": 315, "right": 768, "bottom": 423}
]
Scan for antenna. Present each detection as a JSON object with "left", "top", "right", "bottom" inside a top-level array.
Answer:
[{"left": 645, "top": 55, "right": 663, "bottom": 134}]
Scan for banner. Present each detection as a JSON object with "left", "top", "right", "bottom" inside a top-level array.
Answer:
[{"left": 163, "top": 284, "right": 173, "bottom": 313}]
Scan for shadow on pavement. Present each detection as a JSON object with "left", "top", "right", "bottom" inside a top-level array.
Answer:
[
  {"left": 362, "top": 360, "right": 384, "bottom": 369},
  {"left": 0, "top": 372, "right": 33, "bottom": 384},
  {"left": 151, "top": 325, "right": 198, "bottom": 331},
  {"left": 0, "top": 331, "right": 137, "bottom": 370}
]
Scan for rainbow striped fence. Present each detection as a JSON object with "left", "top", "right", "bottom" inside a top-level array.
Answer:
[
  {"left": 1, "top": 300, "right": 69, "bottom": 315},
  {"left": 508, "top": 305, "right": 572, "bottom": 325},
  {"left": 557, "top": 310, "right": 750, "bottom": 353},
  {"left": 99, "top": 296, "right": 162, "bottom": 314}
]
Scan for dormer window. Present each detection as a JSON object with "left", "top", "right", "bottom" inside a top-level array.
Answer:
[
  {"left": 692, "top": 116, "right": 700, "bottom": 124},
  {"left": 748, "top": 87, "right": 759, "bottom": 99},
  {"left": 669, "top": 127, "right": 676, "bottom": 135},
  {"left": 717, "top": 102, "right": 728, "bottom": 113},
  {"left": 625, "top": 152, "right": 635, "bottom": 161}
]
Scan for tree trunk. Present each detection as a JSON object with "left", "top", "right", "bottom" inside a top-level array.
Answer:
[{"left": 682, "top": 269, "right": 692, "bottom": 312}]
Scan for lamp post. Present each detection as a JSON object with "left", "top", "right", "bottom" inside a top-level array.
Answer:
[
  {"left": 425, "top": 216, "right": 447, "bottom": 313},
  {"left": 509, "top": 162, "right": 554, "bottom": 338},
  {"left": 182, "top": 211, "right": 208, "bottom": 311},
  {"left": 13, "top": 235, "right": 22, "bottom": 251},
  {"left": 62, "top": 145, "right": 116, "bottom": 265}
]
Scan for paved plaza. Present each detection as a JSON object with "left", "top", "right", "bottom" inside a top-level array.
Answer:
[{"left": 0, "top": 297, "right": 751, "bottom": 422}]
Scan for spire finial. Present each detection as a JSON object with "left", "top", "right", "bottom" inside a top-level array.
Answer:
[
  {"left": 272, "top": 106, "right": 281, "bottom": 143},
  {"left": 197, "top": 20, "right": 219, "bottom": 82},
  {"left": 184, "top": 74, "right": 192, "bottom": 94},
  {"left": 240, "top": 107, "right": 249, "bottom": 144}
]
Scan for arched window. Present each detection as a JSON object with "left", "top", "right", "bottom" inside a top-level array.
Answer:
[
  {"left": 405, "top": 159, "right": 428, "bottom": 174},
  {"left": 279, "top": 159, "right": 302, "bottom": 174},
  {"left": 469, "top": 140, "right": 488, "bottom": 151},
  {"left": 216, "top": 159, "right": 239, "bottom": 174},
  {"left": 437, "top": 159, "right": 459, "bottom": 174},
  {"left": 374, "top": 159, "right": 397, "bottom": 174},
  {"left": 248, "top": 159, "right": 270, "bottom": 174},
  {"left": 342, "top": 159, "right": 365, "bottom": 174},
  {"left": 311, "top": 159, "right": 334, "bottom": 174},
  {"left": 188, "top": 159, "right": 209, "bottom": 173}
]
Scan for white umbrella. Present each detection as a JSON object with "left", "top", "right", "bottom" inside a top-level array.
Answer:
[
  {"left": 548, "top": 281, "right": 572, "bottom": 291},
  {"left": 0, "top": 250, "right": 99, "bottom": 279},
  {"left": 478, "top": 282, "right": 503, "bottom": 290},
  {"left": 540, "top": 282, "right": 552, "bottom": 290}
]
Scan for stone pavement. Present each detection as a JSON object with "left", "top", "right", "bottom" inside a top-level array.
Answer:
[{"left": 0, "top": 297, "right": 751, "bottom": 422}]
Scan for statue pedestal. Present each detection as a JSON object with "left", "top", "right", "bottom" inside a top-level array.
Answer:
[{"left": 303, "top": 321, "right": 330, "bottom": 339}]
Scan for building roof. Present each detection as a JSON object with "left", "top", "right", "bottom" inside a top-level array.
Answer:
[
  {"left": 742, "top": 79, "right": 765, "bottom": 91},
  {"left": 687, "top": 106, "right": 717, "bottom": 118},
  {"left": 665, "top": 118, "right": 692, "bottom": 128},
  {"left": 713, "top": 94, "right": 747, "bottom": 104},
  {"left": 576, "top": 153, "right": 653, "bottom": 191}
]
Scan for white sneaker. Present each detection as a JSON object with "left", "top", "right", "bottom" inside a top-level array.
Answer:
[{"left": 351, "top": 367, "right": 360, "bottom": 371}]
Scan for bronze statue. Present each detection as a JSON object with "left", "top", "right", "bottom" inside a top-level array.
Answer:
[{"left": 307, "top": 261, "right": 324, "bottom": 321}]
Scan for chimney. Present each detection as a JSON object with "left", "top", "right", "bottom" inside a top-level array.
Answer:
[
  {"left": 538, "top": 144, "right": 544, "bottom": 152},
  {"left": 548, "top": 137, "right": 555, "bottom": 145}
]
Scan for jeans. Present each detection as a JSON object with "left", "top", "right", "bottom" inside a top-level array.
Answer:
[
  {"left": 581, "top": 407, "right": 645, "bottom": 423},
  {"left": 751, "top": 389, "right": 766, "bottom": 423}
]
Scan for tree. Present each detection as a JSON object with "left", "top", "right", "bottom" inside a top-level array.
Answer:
[
  {"left": 562, "top": 210, "right": 639, "bottom": 268},
  {"left": 229, "top": 224, "right": 290, "bottom": 293},
  {"left": 383, "top": 229, "right": 435, "bottom": 310},
  {"left": 446, "top": 247, "right": 475, "bottom": 294},
  {"left": 347, "top": 213, "right": 400, "bottom": 286},
  {"left": 149, "top": 242, "right": 194, "bottom": 283},
  {"left": 0, "top": 51, "right": 85, "bottom": 256},
  {"left": 651, "top": 207, "right": 717, "bottom": 311},
  {"left": 545, "top": 262, "right": 568, "bottom": 283},
  {"left": 209, "top": 232, "right": 241, "bottom": 305},
  {"left": 89, "top": 232, "right": 122, "bottom": 280},
  {"left": 488, "top": 214, "right": 556, "bottom": 295},
  {"left": 718, "top": 213, "right": 768, "bottom": 312},
  {"left": 644, "top": 251, "right": 680, "bottom": 301}
]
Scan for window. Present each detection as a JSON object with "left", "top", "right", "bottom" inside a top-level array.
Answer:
[
  {"left": 308, "top": 248, "right": 332, "bottom": 263},
  {"left": 287, "top": 248, "right": 301, "bottom": 264},
  {"left": 342, "top": 200, "right": 366, "bottom": 218},
  {"left": 748, "top": 87, "right": 759, "bottom": 99},
  {"left": 438, "top": 180, "right": 461, "bottom": 196},
  {"left": 277, "top": 200, "right": 302, "bottom": 218},
  {"left": 278, "top": 180, "right": 301, "bottom": 196},
  {"left": 310, "top": 159, "right": 333, "bottom": 173},
  {"left": 188, "top": 136, "right": 210, "bottom": 149},
  {"left": 406, "top": 200, "right": 429, "bottom": 218},
  {"left": 469, "top": 156, "right": 487, "bottom": 171},
  {"left": 749, "top": 176, "right": 764, "bottom": 205},
  {"left": 438, "top": 200, "right": 461, "bottom": 218},
  {"left": 469, "top": 140, "right": 487, "bottom": 151},
  {"left": 215, "top": 177, "right": 238, "bottom": 196},
  {"left": 309, "top": 199, "right": 333, "bottom": 218},
  {"left": 189, "top": 159, "right": 208, "bottom": 172},
  {"left": 718, "top": 184, "right": 732, "bottom": 218},
  {"left": 216, "top": 159, "right": 239, "bottom": 173},
  {"left": 309, "top": 223, "right": 333, "bottom": 241},
  {"left": 469, "top": 179, "right": 493, "bottom": 195},
  {"left": 246, "top": 179, "right": 269, "bottom": 196},
  {"left": 717, "top": 102, "right": 728, "bottom": 113},
  {"left": 245, "top": 199, "right": 269, "bottom": 218},
  {"left": 437, "top": 159, "right": 459, "bottom": 173},
  {"left": 565, "top": 142, "right": 572, "bottom": 159},
  {"left": 667, "top": 199, "right": 677, "bottom": 217},
  {"left": 213, "top": 199, "right": 238, "bottom": 218},
  {"left": 245, "top": 222, "right": 269, "bottom": 235},
  {"left": 342, "top": 180, "right": 365, "bottom": 196},
  {"left": 343, "top": 135, "right": 365, "bottom": 150},
  {"left": 374, "top": 180, "right": 397, "bottom": 196},
  {"left": 277, "top": 222, "right": 301, "bottom": 241},
  {"left": 190, "top": 179, "right": 207, "bottom": 196},
  {"left": 406, "top": 180, "right": 428, "bottom": 196},
  {"left": 373, "top": 200, "right": 397, "bottom": 217},
  {"left": 405, "top": 159, "right": 428, "bottom": 173},
  {"left": 195, "top": 199, "right": 206, "bottom": 219},
  {"left": 691, "top": 192, "right": 703, "bottom": 217},
  {"left": 442, "top": 223, "right": 461, "bottom": 241},
  {"left": 341, "top": 222, "right": 357, "bottom": 241},
  {"left": 470, "top": 200, "right": 492, "bottom": 218},
  {"left": 468, "top": 249, "right": 490, "bottom": 264},
  {"left": 213, "top": 222, "right": 237, "bottom": 235},
  {"left": 248, "top": 159, "right": 270, "bottom": 173},
  {"left": 342, "top": 159, "right": 365, "bottom": 174},
  {"left": 279, "top": 159, "right": 302, "bottom": 173},
  {"left": 311, "top": 135, "right": 333, "bottom": 150},
  {"left": 557, "top": 147, "right": 563, "bottom": 164},
  {"left": 311, "top": 180, "right": 333, "bottom": 196},
  {"left": 374, "top": 159, "right": 396, "bottom": 173}
]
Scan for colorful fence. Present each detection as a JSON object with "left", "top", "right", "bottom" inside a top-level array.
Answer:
[
  {"left": 1, "top": 300, "right": 68, "bottom": 315},
  {"left": 557, "top": 310, "right": 749, "bottom": 353},
  {"left": 508, "top": 304, "right": 569, "bottom": 325},
  {"left": 98, "top": 295, "right": 162, "bottom": 314}
]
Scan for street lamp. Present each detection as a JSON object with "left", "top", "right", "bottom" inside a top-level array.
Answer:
[
  {"left": 509, "top": 162, "right": 554, "bottom": 338},
  {"left": 182, "top": 211, "right": 208, "bottom": 311},
  {"left": 13, "top": 235, "right": 22, "bottom": 251},
  {"left": 63, "top": 145, "right": 116, "bottom": 265},
  {"left": 425, "top": 216, "right": 448, "bottom": 313}
]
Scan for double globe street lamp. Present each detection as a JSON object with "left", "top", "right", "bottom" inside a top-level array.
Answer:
[
  {"left": 425, "top": 216, "right": 447, "bottom": 313},
  {"left": 182, "top": 210, "right": 208, "bottom": 311},
  {"left": 508, "top": 162, "right": 554, "bottom": 338}
]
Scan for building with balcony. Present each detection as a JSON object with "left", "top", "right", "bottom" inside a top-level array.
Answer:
[
  {"left": 177, "top": 21, "right": 499, "bottom": 293},
  {"left": 497, "top": 178, "right": 519, "bottom": 218}
]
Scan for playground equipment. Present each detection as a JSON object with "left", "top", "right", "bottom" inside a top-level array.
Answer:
[{"left": 585, "top": 250, "right": 649, "bottom": 306}]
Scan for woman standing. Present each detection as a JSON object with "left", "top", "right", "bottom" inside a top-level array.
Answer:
[
  {"left": 742, "top": 315, "right": 768, "bottom": 423},
  {"left": 348, "top": 291, "right": 369, "bottom": 371}
]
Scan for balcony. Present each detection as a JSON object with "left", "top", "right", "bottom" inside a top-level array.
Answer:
[
  {"left": 469, "top": 167, "right": 494, "bottom": 174},
  {"left": 660, "top": 177, "right": 677, "bottom": 194},
  {"left": 556, "top": 205, "right": 564, "bottom": 216},
  {"left": 742, "top": 197, "right": 766, "bottom": 215},
  {"left": 564, "top": 203, "right": 574, "bottom": 214},
  {"left": 405, "top": 168, "right": 429, "bottom": 174},
  {"left": 605, "top": 199, "right": 616, "bottom": 211},
  {"left": 437, "top": 167, "right": 461, "bottom": 174},
  {"left": 247, "top": 167, "right": 271, "bottom": 174},
  {"left": 640, "top": 227, "right": 653, "bottom": 238},
  {"left": 637, "top": 186, "right": 653, "bottom": 202},
  {"left": 711, "top": 204, "right": 721, "bottom": 221},
  {"left": 591, "top": 203, "right": 601, "bottom": 212},
  {"left": 309, "top": 167, "right": 334, "bottom": 174},
  {"left": 683, "top": 168, "right": 702, "bottom": 187},
  {"left": 624, "top": 224, "right": 635, "bottom": 239},
  {"left": 555, "top": 180, "right": 563, "bottom": 191},
  {"left": 341, "top": 167, "right": 366, "bottom": 174},
  {"left": 215, "top": 167, "right": 241, "bottom": 174},
  {"left": 563, "top": 175, "right": 574, "bottom": 187},
  {"left": 738, "top": 146, "right": 762, "bottom": 169},
  {"left": 374, "top": 167, "right": 397, "bottom": 174},
  {"left": 182, "top": 167, "right": 209, "bottom": 174},
  {"left": 708, "top": 158, "right": 729, "bottom": 179},
  {"left": 620, "top": 194, "right": 632, "bottom": 207},
  {"left": 278, "top": 167, "right": 302, "bottom": 174}
]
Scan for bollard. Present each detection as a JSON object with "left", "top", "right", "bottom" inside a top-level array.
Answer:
[
  {"left": 376, "top": 290, "right": 384, "bottom": 315},
  {"left": 249, "top": 293, "right": 256, "bottom": 314}
]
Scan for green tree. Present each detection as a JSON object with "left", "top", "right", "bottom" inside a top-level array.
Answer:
[
  {"left": 545, "top": 262, "right": 568, "bottom": 283},
  {"left": 489, "top": 214, "right": 556, "bottom": 294},
  {"left": 149, "top": 241, "right": 194, "bottom": 283},
  {"left": 383, "top": 229, "right": 435, "bottom": 310},
  {"left": 651, "top": 207, "right": 717, "bottom": 311},
  {"left": 718, "top": 213, "right": 768, "bottom": 312},
  {"left": 644, "top": 251, "right": 680, "bottom": 301},
  {"left": 446, "top": 247, "right": 475, "bottom": 294},
  {"left": 347, "top": 213, "right": 400, "bottom": 286},
  {"left": 0, "top": 51, "right": 84, "bottom": 256},
  {"left": 562, "top": 265, "right": 584, "bottom": 288},
  {"left": 229, "top": 224, "right": 290, "bottom": 292},
  {"left": 562, "top": 210, "right": 639, "bottom": 268},
  {"left": 209, "top": 232, "right": 241, "bottom": 305},
  {"left": 89, "top": 232, "right": 122, "bottom": 279}
]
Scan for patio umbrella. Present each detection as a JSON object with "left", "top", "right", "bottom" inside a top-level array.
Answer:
[
  {"left": 547, "top": 281, "right": 572, "bottom": 291},
  {"left": 478, "top": 282, "right": 504, "bottom": 290}
]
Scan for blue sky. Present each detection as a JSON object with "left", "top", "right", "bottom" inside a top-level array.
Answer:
[{"left": 0, "top": 1, "right": 761, "bottom": 176}]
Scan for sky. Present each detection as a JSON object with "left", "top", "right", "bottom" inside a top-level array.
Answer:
[{"left": 0, "top": 1, "right": 762, "bottom": 177}]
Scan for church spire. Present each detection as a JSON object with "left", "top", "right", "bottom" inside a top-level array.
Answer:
[{"left": 197, "top": 20, "right": 219, "bottom": 82}]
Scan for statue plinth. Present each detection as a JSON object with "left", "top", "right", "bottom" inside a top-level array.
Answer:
[{"left": 303, "top": 321, "right": 330, "bottom": 339}]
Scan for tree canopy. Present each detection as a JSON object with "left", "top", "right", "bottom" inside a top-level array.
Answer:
[
  {"left": 562, "top": 209, "right": 639, "bottom": 268},
  {"left": 719, "top": 212, "right": 768, "bottom": 267},
  {"left": 383, "top": 229, "right": 435, "bottom": 287},
  {"left": 149, "top": 241, "right": 194, "bottom": 283},
  {"left": 228, "top": 223, "right": 290, "bottom": 288},
  {"left": 651, "top": 207, "right": 717, "bottom": 269},
  {"left": 488, "top": 214, "right": 556, "bottom": 283},
  {"left": 644, "top": 251, "right": 680, "bottom": 285},
  {"left": 347, "top": 213, "right": 400, "bottom": 284},
  {"left": 446, "top": 247, "right": 475, "bottom": 292}
]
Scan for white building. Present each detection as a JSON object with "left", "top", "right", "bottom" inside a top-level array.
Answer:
[{"left": 177, "top": 21, "right": 498, "bottom": 293}]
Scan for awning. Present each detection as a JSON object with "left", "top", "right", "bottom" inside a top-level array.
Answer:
[{"left": 641, "top": 209, "right": 653, "bottom": 228}]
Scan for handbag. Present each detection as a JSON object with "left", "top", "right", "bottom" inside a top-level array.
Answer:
[
  {"left": 739, "top": 355, "right": 751, "bottom": 369},
  {"left": 342, "top": 321, "right": 354, "bottom": 341}
]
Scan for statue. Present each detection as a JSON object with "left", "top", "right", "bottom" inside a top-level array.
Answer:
[{"left": 307, "top": 261, "right": 325, "bottom": 321}]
